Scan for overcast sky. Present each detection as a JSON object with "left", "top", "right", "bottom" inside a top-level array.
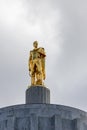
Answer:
[{"left": 0, "top": 0, "right": 87, "bottom": 111}]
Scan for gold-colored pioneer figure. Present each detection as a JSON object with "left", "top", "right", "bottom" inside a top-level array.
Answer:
[{"left": 28, "top": 41, "right": 46, "bottom": 86}]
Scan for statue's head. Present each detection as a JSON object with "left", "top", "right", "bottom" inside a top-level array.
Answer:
[{"left": 33, "top": 41, "right": 38, "bottom": 48}]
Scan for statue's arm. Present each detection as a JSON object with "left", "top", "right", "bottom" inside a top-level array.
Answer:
[
  {"left": 42, "top": 48, "right": 46, "bottom": 57},
  {"left": 40, "top": 48, "right": 46, "bottom": 80},
  {"left": 38, "top": 47, "right": 46, "bottom": 57}
]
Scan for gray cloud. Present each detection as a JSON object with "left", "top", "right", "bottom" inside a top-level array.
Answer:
[{"left": 0, "top": 0, "right": 87, "bottom": 111}]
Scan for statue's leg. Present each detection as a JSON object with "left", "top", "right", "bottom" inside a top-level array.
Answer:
[
  {"left": 31, "top": 61, "right": 36, "bottom": 85},
  {"left": 36, "top": 72, "right": 42, "bottom": 85},
  {"left": 36, "top": 59, "right": 43, "bottom": 85},
  {"left": 31, "top": 75, "right": 35, "bottom": 85}
]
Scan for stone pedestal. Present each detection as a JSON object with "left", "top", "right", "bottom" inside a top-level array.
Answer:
[{"left": 26, "top": 86, "right": 50, "bottom": 104}]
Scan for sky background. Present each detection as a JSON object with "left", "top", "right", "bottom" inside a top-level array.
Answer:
[{"left": 0, "top": 0, "right": 87, "bottom": 111}]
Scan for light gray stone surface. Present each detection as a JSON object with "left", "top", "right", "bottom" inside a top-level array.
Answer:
[
  {"left": 0, "top": 104, "right": 87, "bottom": 130},
  {"left": 26, "top": 86, "right": 50, "bottom": 104}
]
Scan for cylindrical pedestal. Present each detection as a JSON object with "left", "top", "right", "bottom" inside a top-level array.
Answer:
[{"left": 26, "top": 86, "right": 50, "bottom": 104}]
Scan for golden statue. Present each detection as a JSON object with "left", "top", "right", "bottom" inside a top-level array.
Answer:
[{"left": 28, "top": 41, "right": 46, "bottom": 86}]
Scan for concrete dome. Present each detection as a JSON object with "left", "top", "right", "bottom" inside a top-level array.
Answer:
[{"left": 0, "top": 104, "right": 87, "bottom": 130}]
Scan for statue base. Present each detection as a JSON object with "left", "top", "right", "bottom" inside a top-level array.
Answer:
[{"left": 26, "top": 86, "right": 50, "bottom": 104}]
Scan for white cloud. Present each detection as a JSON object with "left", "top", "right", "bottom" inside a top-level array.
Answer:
[{"left": 0, "top": 0, "right": 25, "bottom": 26}]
